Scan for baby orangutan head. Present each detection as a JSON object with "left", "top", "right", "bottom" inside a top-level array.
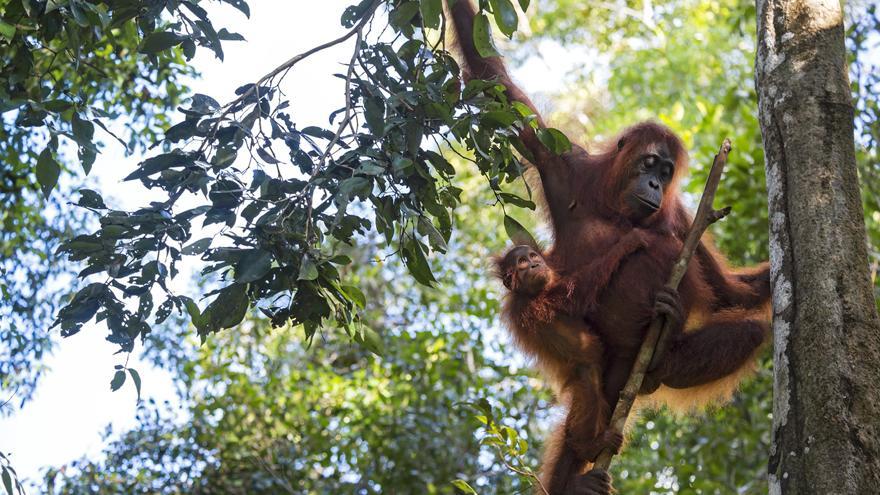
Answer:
[{"left": 497, "top": 245, "right": 554, "bottom": 296}]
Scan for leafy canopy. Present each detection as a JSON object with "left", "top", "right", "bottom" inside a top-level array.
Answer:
[{"left": 46, "top": 0, "right": 560, "bottom": 358}]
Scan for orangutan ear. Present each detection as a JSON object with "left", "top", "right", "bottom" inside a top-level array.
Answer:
[{"left": 502, "top": 272, "right": 514, "bottom": 290}]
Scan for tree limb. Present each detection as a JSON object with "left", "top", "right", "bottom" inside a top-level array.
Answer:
[
  {"left": 592, "top": 138, "right": 733, "bottom": 471},
  {"left": 199, "top": 0, "right": 382, "bottom": 153}
]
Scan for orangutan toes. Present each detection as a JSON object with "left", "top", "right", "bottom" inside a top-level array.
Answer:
[{"left": 572, "top": 468, "right": 613, "bottom": 495}]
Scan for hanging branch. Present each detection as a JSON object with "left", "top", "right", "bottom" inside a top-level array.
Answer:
[{"left": 593, "top": 138, "right": 733, "bottom": 470}]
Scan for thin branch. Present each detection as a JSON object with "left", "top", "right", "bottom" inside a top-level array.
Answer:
[
  {"left": 305, "top": 26, "right": 365, "bottom": 242},
  {"left": 200, "top": 0, "right": 382, "bottom": 152},
  {"left": 592, "top": 138, "right": 733, "bottom": 471},
  {"left": 318, "top": 31, "right": 363, "bottom": 169}
]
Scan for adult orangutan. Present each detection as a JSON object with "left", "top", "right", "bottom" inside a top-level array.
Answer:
[{"left": 451, "top": 1, "right": 772, "bottom": 494}]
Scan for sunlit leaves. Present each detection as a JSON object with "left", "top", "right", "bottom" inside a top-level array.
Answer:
[
  {"left": 298, "top": 256, "right": 319, "bottom": 281},
  {"left": 473, "top": 14, "right": 500, "bottom": 57},
  {"left": 51, "top": 0, "right": 548, "bottom": 360},
  {"left": 457, "top": 399, "right": 543, "bottom": 490},
  {"left": 352, "top": 323, "right": 385, "bottom": 355},
  {"left": 0, "top": 19, "right": 15, "bottom": 40},
  {"left": 420, "top": 0, "right": 443, "bottom": 29},
  {"left": 503, "top": 214, "right": 537, "bottom": 247},
  {"left": 489, "top": 0, "right": 519, "bottom": 38},
  {"left": 536, "top": 127, "right": 572, "bottom": 154},
  {"left": 452, "top": 479, "right": 479, "bottom": 494}
]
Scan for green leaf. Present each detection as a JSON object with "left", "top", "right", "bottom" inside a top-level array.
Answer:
[
  {"left": 164, "top": 119, "right": 199, "bottom": 143},
  {"left": 341, "top": 284, "right": 366, "bottom": 308},
  {"left": 419, "top": 0, "right": 442, "bottom": 29},
  {"left": 110, "top": 370, "right": 126, "bottom": 391},
  {"left": 77, "top": 189, "right": 106, "bottom": 209},
  {"left": 339, "top": 176, "right": 372, "bottom": 199},
  {"left": 182, "top": 237, "right": 212, "bottom": 255},
  {"left": 44, "top": 99, "right": 74, "bottom": 112},
  {"left": 181, "top": 296, "right": 202, "bottom": 327},
  {"left": 511, "top": 101, "right": 534, "bottom": 118},
  {"left": 364, "top": 96, "right": 385, "bottom": 137},
  {"left": 298, "top": 256, "right": 319, "bottom": 281},
  {"left": 0, "top": 20, "right": 16, "bottom": 40},
  {"left": 481, "top": 109, "right": 518, "bottom": 127},
  {"left": 418, "top": 216, "right": 448, "bottom": 252},
  {"left": 217, "top": 28, "right": 245, "bottom": 41},
  {"left": 71, "top": 113, "right": 95, "bottom": 147},
  {"left": 425, "top": 150, "right": 455, "bottom": 175},
  {"left": 36, "top": 148, "right": 61, "bottom": 198},
  {"left": 235, "top": 249, "right": 272, "bottom": 283},
  {"left": 537, "top": 127, "right": 572, "bottom": 154},
  {"left": 1, "top": 468, "right": 11, "bottom": 495},
  {"left": 503, "top": 214, "right": 537, "bottom": 247},
  {"left": 139, "top": 31, "right": 187, "bottom": 54},
  {"left": 78, "top": 146, "right": 96, "bottom": 175},
  {"left": 451, "top": 479, "right": 478, "bottom": 494},
  {"left": 124, "top": 152, "right": 193, "bottom": 181},
  {"left": 499, "top": 192, "right": 535, "bottom": 210},
  {"left": 390, "top": 1, "right": 420, "bottom": 27},
  {"left": 128, "top": 368, "right": 142, "bottom": 401},
  {"left": 220, "top": 0, "right": 250, "bottom": 18},
  {"left": 357, "top": 161, "right": 386, "bottom": 176},
  {"left": 403, "top": 238, "right": 436, "bottom": 286},
  {"left": 341, "top": 0, "right": 371, "bottom": 27},
  {"left": 472, "top": 14, "right": 500, "bottom": 58},
  {"left": 198, "top": 284, "right": 249, "bottom": 334},
  {"left": 518, "top": 0, "right": 530, "bottom": 11},
  {"left": 300, "top": 126, "right": 335, "bottom": 140},
  {"left": 356, "top": 324, "right": 385, "bottom": 356},
  {"left": 489, "top": 0, "right": 518, "bottom": 38}
]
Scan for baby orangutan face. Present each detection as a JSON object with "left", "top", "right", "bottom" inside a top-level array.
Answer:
[{"left": 502, "top": 245, "right": 553, "bottom": 296}]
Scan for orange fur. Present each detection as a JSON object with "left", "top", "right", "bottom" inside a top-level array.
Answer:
[{"left": 451, "top": 1, "right": 772, "bottom": 492}]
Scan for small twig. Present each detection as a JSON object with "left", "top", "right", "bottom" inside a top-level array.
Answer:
[
  {"left": 304, "top": 27, "right": 365, "bottom": 243},
  {"left": 199, "top": 0, "right": 382, "bottom": 153},
  {"left": 592, "top": 138, "right": 733, "bottom": 470},
  {"left": 0, "top": 386, "right": 19, "bottom": 411}
]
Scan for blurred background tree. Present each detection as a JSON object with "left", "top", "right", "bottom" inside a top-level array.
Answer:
[{"left": 1, "top": 0, "right": 876, "bottom": 493}]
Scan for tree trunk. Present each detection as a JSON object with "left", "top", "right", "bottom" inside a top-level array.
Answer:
[{"left": 755, "top": 0, "right": 880, "bottom": 493}]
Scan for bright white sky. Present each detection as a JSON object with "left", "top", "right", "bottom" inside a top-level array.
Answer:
[{"left": 0, "top": 1, "right": 571, "bottom": 485}]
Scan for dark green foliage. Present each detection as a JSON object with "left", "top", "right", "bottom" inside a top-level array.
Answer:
[
  {"left": 3, "top": 0, "right": 879, "bottom": 493},
  {"left": 0, "top": 0, "right": 245, "bottom": 404},
  {"left": 48, "top": 1, "right": 544, "bottom": 362}
]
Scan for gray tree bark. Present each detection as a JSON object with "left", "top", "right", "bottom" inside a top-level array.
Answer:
[{"left": 756, "top": 0, "right": 880, "bottom": 493}]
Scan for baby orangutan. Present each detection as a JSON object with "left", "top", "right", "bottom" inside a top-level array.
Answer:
[{"left": 496, "top": 245, "right": 624, "bottom": 495}]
